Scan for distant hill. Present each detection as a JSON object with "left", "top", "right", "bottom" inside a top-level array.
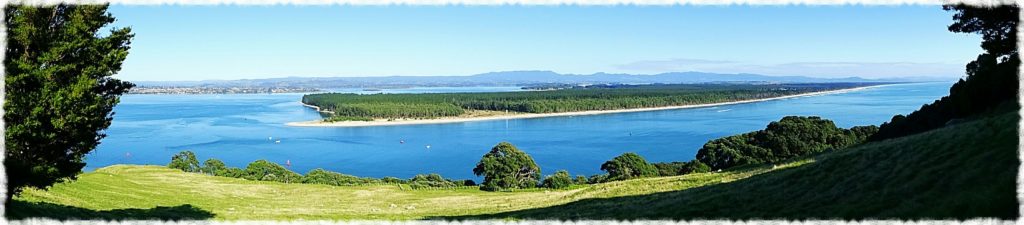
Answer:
[{"left": 132, "top": 71, "right": 936, "bottom": 88}]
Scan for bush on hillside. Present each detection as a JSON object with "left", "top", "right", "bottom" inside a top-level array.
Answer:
[
  {"left": 302, "top": 168, "right": 379, "bottom": 186},
  {"left": 168, "top": 151, "right": 201, "bottom": 173},
  {"left": 601, "top": 153, "right": 658, "bottom": 181},
  {"left": 696, "top": 116, "right": 878, "bottom": 170},
  {"left": 587, "top": 174, "right": 609, "bottom": 184},
  {"left": 473, "top": 142, "right": 542, "bottom": 191},
  {"left": 653, "top": 160, "right": 712, "bottom": 176},
  {"left": 408, "top": 173, "right": 458, "bottom": 189},
  {"left": 244, "top": 160, "right": 302, "bottom": 183},
  {"left": 381, "top": 176, "right": 406, "bottom": 184},
  {"left": 202, "top": 159, "right": 227, "bottom": 175},
  {"left": 542, "top": 170, "right": 573, "bottom": 189},
  {"left": 574, "top": 175, "right": 588, "bottom": 185}
]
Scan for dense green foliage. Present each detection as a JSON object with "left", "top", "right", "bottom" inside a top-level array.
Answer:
[
  {"left": 573, "top": 175, "right": 588, "bottom": 185},
  {"left": 473, "top": 142, "right": 542, "bottom": 191},
  {"left": 201, "top": 159, "right": 227, "bottom": 176},
  {"left": 323, "top": 116, "right": 374, "bottom": 122},
  {"left": 302, "top": 169, "right": 379, "bottom": 186},
  {"left": 541, "top": 170, "right": 573, "bottom": 189},
  {"left": 600, "top": 153, "right": 659, "bottom": 181},
  {"left": 243, "top": 160, "right": 303, "bottom": 183},
  {"left": 696, "top": 116, "right": 877, "bottom": 170},
  {"left": 871, "top": 5, "right": 1019, "bottom": 141},
  {"left": 408, "top": 174, "right": 459, "bottom": 189},
  {"left": 586, "top": 174, "right": 609, "bottom": 184},
  {"left": 168, "top": 151, "right": 201, "bottom": 173},
  {"left": 652, "top": 160, "right": 710, "bottom": 176},
  {"left": 4, "top": 4, "right": 135, "bottom": 198},
  {"left": 168, "top": 151, "right": 471, "bottom": 188},
  {"left": 303, "top": 83, "right": 873, "bottom": 120}
]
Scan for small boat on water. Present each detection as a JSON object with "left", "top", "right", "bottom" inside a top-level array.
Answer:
[
  {"left": 425, "top": 145, "right": 431, "bottom": 149},
  {"left": 275, "top": 140, "right": 281, "bottom": 144}
]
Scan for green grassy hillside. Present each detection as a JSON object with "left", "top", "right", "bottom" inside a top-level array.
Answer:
[
  {"left": 8, "top": 111, "right": 1017, "bottom": 220},
  {"left": 9, "top": 159, "right": 797, "bottom": 220}
]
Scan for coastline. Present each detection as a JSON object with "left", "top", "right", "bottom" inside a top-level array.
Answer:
[{"left": 286, "top": 84, "right": 891, "bottom": 127}]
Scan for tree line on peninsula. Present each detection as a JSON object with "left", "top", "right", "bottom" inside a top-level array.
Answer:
[{"left": 301, "top": 83, "right": 876, "bottom": 121}]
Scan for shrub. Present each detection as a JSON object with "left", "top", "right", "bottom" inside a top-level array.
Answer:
[
  {"left": 473, "top": 142, "right": 541, "bottom": 191},
  {"left": 302, "top": 168, "right": 375, "bottom": 186},
  {"left": 574, "top": 175, "right": 588, "bottom": 185},
  {"left": 202, "top": 159, "right": 227, "bottom": 175},
  {"left": 409, "top": 173, "right": 457, "bottom": 189},
  {"left": 220, "top": 167, "right": 246, "bottom": 178},
  {"left": 168, "top": 151, "right": 201, "bottom": 172},
  {"left": 587, "top": 174, "right": 609, "bottom": 184},
  {"left": 696, "top": 116, "right": 879, "bottom": 170},
  {"left": 542, "top": 170, "right": 573, "bottom": 189},
  {"left": 381, "top": 176, "right": 405, "bottom": 184},
  {"left": 652, "top": 161, "right": 688, "bottom": 176},
  {"left": 243, "top": 160, "right": 302, "bottom": 183},
  {"left": 601, "top": 152, "right": 658, "bottom": 181},
  {"left": 685, "top": 161, "right": 711, "bottom": 173}
]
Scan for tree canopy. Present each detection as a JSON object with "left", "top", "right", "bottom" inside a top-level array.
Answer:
[
  {"left": 542, "top": 170, "right": 573, "bottom": 189},
  {"left": 168, "top": 151, "right": 201, "bottom": 173},
  {"left": 601, "top": 152, "right": 659, "bottom": 181},
  {"left": 473, "top": 142, "right": 542, "bottom": 191},
  {"left": 697, "top": 116, "right": 877, "bottom": 170},
  {"left": 4, "top": 4, "right": 135, "bottom": 198}
]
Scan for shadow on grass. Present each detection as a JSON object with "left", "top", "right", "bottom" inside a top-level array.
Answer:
[{"left": 6, "top": 200, "right": 215, "bottom": 220}]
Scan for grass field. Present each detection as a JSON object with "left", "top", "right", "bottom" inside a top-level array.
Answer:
[{"left": 8, "top": 111, "right": 1018, "bottom": 220}]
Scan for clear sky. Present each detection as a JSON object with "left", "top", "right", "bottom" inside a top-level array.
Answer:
[{"left": 106, "top": 5, "right": 982, "bottom": 81}]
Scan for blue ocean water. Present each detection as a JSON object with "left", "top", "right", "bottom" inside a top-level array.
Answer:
[{"left": 88, "top": 82, "right": 951, "bottom": 180}]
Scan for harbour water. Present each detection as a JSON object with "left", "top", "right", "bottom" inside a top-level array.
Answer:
[{"left": 88, "top": 82, "right": 951, "bottom": 180}]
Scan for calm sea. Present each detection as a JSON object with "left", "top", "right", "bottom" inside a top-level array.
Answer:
[{"left": 88, "top": 82, "right": 951, "bottom": 180}]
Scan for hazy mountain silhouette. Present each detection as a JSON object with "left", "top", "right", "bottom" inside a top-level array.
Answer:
[{"left": 134, "top": 71, "right": 939, "bottom": 88}]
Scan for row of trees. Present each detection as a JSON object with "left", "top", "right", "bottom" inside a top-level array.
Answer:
[
  {"left": 167, "top": 151, "right": 474, "bottom": 189},
  {"left": 303, "top": 83, "right": 874, "bottom": 120},
  {"left": 472, "top": 142, "right": 707, "bottom": 191}
]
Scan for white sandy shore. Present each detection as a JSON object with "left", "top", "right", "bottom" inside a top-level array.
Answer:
[{"left": 286, "top": 84, "right": 891, "bottom": 127}]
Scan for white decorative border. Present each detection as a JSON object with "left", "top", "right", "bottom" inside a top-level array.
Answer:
[{"left": 1, "top": 0, "right": 1021, "bottom": 225}]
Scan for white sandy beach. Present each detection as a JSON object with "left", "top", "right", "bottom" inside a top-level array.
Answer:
[{"left": 286, "top": 84, "right": 891, "bottom": 127}]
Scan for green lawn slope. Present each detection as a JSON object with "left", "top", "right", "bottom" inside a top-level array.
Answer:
[{"left": 8, "top": 111, "right": 1018, "bottom": 220}]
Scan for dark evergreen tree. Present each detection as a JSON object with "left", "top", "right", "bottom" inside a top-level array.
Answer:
[
  {"left": 4, "top": 4, "right": 135, "bottom": 198},
  {"left": 542, "top": 170, "right": 573, "bottom": 189},
  {"left": 601, "top": 152, "right": 658, "bottom": 181},
  {"left": 168, "top": 151, "right": 201, "bottom": 172},
  {"left": 473, "top": 142, "right": 541, "bottom": 191}
]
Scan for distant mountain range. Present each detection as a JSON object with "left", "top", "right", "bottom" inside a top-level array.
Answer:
[{"left": 132, "top": 71, "right": 946, "bottom": 88}]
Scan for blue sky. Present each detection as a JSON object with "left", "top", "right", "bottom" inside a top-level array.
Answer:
[{"left": 107, "top": 5, "right": 982, "bottom": 81}]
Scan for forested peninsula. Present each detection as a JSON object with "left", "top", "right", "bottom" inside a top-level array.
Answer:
[{"left": 291, "top": 83, "right": 889, "bottom": 127}]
